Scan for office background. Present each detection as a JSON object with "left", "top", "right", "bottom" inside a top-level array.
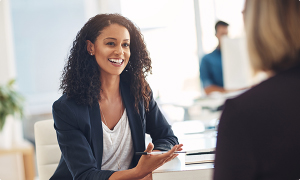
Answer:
[
  {"left": 1, "top": 0, "right": 245, "bottom": 120},
  {"left": 0, "top": 0, "right": 245, "bottom": 179}
]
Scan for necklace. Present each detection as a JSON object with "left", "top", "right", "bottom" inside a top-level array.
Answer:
[
  {"left": 99, "top": 105, "right": 108, "bottom": 127},
  {"left": 99, "top": 103, "right": 123, "bottom": 170}
]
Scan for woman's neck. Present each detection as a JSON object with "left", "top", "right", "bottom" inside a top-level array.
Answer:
[{"left": 100, "top": 75, "right": 121, "bottom": 102}]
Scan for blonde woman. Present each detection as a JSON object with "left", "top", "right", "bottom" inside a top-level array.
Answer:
[{"left": 214, "top": 0, "right": 300, "bottom": 179}]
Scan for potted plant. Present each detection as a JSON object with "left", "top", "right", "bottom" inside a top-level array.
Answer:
[{"left": 0, "top": 79, "right": 24, "bottom": 148}]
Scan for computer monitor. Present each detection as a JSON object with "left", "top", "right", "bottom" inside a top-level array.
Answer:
[{"left": 221, "top": 36, "right": 253, "bottom": 90}]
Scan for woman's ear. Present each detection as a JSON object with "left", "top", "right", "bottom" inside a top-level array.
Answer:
[{"left": 86, "top": 40, "right": 94, "bottom": 55}]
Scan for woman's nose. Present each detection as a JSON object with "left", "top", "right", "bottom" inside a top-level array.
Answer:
[{"left": 114, "top": 45, "right": 124, "bottom": 55}]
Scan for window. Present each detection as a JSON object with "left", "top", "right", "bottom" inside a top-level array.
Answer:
[
  {"left": 121, "top": 0, "right": 200, "bottom": 104},
  {"left": 10, "top": 0, "right": 87, "bottom": 114}
]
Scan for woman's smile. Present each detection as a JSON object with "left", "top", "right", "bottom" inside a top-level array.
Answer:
[{"left": 108, "top": 58, "right": 124, "bottom": 66}]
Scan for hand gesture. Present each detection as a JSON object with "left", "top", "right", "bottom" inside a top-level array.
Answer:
[{"left": 135, "top": 143, "right": 184, "bottom": 179}]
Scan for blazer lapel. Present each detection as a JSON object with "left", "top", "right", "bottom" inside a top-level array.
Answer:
[
  {"left": 89, "top": 102, "right": 104, "bottom": 169},
  {"left": 120, "top": 81, "right": 145, "bottom": 165}
]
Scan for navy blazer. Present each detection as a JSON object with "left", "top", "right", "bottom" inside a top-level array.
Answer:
[{"left": 50, "top": 76, "right": 178, "bottom": 180}]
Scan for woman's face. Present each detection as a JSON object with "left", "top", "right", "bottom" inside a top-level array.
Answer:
[{"left": 88, "top": 23, "right": 130, "bottom": 77}]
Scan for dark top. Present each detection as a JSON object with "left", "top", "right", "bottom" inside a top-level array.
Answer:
[
  {"left": 200, "top": 48, "right": 224, "bottom": 88},
  {"left": 214, "top": 62, "right": 300, "bottom": 180},
  {"left": 50, "top": 74, "right": 179, "bottom": 180}
]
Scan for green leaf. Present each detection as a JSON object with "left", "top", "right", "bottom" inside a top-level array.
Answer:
[{"left": 0, "top": 79, "right": 24, "bottom": 131}]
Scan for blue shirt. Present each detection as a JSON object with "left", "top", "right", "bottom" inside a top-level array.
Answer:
[{"left": 199, "top": 48, "right": 224, "bottom": 88}]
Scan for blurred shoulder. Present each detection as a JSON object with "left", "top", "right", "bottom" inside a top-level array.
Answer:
[
  {"left": 226, "top": 64, "right": 300, "bottom": 111},
  {"left": 201, "top": 53, "right": 211, "bottom": 61},
  {"left": 201, "top": 49, "right": 220, "bottom": 61}
]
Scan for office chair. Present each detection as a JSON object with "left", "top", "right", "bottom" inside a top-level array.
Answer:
[{"left": 34, "top": 119, "right": 61, "bottom": 180}]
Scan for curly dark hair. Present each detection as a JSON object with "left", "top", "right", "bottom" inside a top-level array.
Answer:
[{"left": 60, "top": 14, "right": 152, "bottom": 111}]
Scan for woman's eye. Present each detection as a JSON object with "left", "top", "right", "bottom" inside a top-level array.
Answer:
[
  {"left": 123, "top": 43, "right": 130, "bottom": 47},
  {"left": 106, "top": 42, "right": 115, "bottom": 46}
]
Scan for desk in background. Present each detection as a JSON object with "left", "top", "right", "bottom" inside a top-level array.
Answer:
[{"left": 0, "top": 140, "right": 35, "bottom": 180}]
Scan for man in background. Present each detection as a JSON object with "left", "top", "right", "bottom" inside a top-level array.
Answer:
[{"left": 199, "top": 21, "right": 229, "bottom": 95}]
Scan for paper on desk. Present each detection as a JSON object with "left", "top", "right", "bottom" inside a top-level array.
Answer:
[{"left": 185, "top": 147, "right": 215, "bottom": 155}]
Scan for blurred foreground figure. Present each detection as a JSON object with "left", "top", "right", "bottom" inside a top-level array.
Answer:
[{"left": 214, "top": 0, "right": 300, "bottom": 179}]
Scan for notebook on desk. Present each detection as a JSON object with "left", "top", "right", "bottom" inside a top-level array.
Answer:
[
  {"left": 185, "top": 154, "right": 215, "bottom": 165},
  {"left": 185, "top": 148, "right": 215, "bottom": 165}
]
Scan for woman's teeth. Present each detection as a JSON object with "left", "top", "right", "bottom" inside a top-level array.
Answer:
[{"left": 108, "top": 59, "right": 123, "bottom": 64}]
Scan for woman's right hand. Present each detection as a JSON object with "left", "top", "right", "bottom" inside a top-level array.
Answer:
[{"left": 134, "top": 143, "right": 184, "bottom": 179}]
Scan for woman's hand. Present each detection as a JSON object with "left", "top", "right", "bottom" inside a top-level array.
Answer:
[
  {"left": 134, "top": 143, "right": 184, "bottom": 179},
  {"left": 108, "top": 143, "right": 183, "bottom": 180}
]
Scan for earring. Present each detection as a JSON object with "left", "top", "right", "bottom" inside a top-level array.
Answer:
[{"left": 90, "top": 52, "right": 93, "bottom": 55}]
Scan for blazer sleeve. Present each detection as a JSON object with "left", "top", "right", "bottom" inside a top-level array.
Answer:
[
  {"left": 213, "top": 99, "right": 257, "bottom": 180},
  {"left": 52, "top": 99, "right": 115, "bottom": 180},
  {"left": 145, "top": 91, "right": 179, "bottom": 151}
]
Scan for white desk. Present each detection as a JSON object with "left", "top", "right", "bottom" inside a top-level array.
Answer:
[
  {"left": 153, "top": 154, "right": 214, "bottom": 180},
  {"left": 152, "top": 130, "right": 217, "bottom": 180}
]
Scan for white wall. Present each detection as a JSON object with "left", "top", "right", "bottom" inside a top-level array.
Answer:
[
  {"left": 0, "top": 0, "right": 16, "bottom": 84},
  {"left": 10, "top": 0, "right": 87, "bottom": 115},
  {"left": 97, "top": 0, "right": 121, "bottom": 14},
  {"left": 7, "top": 0, "right": 124, "bottom": 116}
]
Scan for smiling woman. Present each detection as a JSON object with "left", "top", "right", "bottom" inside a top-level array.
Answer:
[
  {"left": 60, "top": 14, "right": 152, "bottom": 110},
  {"left": 51, "top": 14, "right": 182, "bottom": 180},
  {"left": 86, "top": 24, "right": 130, "bottom": 77}
]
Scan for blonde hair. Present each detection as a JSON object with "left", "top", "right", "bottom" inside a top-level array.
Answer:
[{"left": 244, "top": 0, "right": 300, "bottom": 73}]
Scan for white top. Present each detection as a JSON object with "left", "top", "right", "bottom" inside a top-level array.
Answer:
[{"left": 101, "top": 109, "right": 134, "bottom": 171}]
